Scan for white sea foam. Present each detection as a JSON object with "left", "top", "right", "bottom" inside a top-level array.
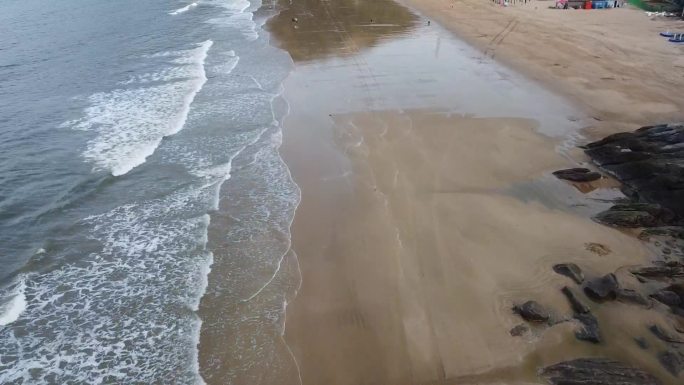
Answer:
[
  {"left": 63, "top": 40, "right": 213, "bottom": 176},
  {"left": 169, "top": 2, "right": 198, "bottom": 15},
  {"left": 207, "top": 12, "right": 259, "bottom": 41},
  {"left": 0, "top": 278, "right": 26, "bottom": 326},
  {"left": 211, "top": 51, "right": 239, "bottom": 74},
  {"left": 204, "top": 0, "right": 258, "bottom": 41},
  {"left": 0, "top": 186, "right": 215, "bottom": 383},
  {"left": 207, "top": 0, "right": 250, "bottom": 12}
]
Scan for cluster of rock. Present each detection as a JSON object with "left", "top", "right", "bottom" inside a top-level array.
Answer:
[
  {"left": 519, "top": 124, "right": 684, "bottom": 384},
  {"left": 513, "top": 258, "right": 684, "bottom": 381},
  {"left": 584, "top": 123, "right": 684, "bottom": 223}
]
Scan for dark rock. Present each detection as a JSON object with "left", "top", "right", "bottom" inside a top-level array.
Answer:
[
  {"left": 584, "top": 273, "right": 619, "bottom": 301},
  {"left": 630, "top": 265, "right": 684, "bottom": 280},
  {"left": 657, "top": 350, "right": 684, "bottom": 377},
  {"left": 640, "top": 227, "right": 684, "bottom": 240},
  {"left": 512, "top": 300, "right": 550, "bottom": 323},
  {"left": 673, "top": 307, "right": 684, "bottom": 318},
  {"left": 595, "top": 209, "right": 658, "bottom": 228},
  {"left": 605, "top": 159, "right": 669, "bottom": 181},
  {"left": 574, "top": 313, "right": 602, "bottom": 343},
  {"left": 541, "top": 358, "right": 662, "bottom": 385},
  {"left": 594, "top": 203, "right": 675, "bottom": 228},
  {"left": 553, "top": 168, "right": 602, "bottom": 182},
  {"left": 585, "top": 145, "right": 652, "bottom": 166},
  {"left": 553, "top": 263, "right": 585, "bottom": 284},
  {"left": 509, "top": 324, "right": 528, "bottom": 337},
  {"left": 617, "top": 289, "right": 651, "bottom": 306},
  {"left": 662, "top": 284, "right": 684, "bottom": 304},
  {"left": 649, "top": 324, "right": 684, "bottom": 344},
  {"left": 585, "top": 131, "right": 639, "bottom": 149},
  {"left": 651, "top": 290, "right": 682, "bottom": 307},
  {"left": 634, "top": 337, "right": 649, "bottom": 349},
  {"left": 562, "top": 286, "right": 590, "bottom": 314},
  {"left": 584, "top": 123, "right": 684, "bottom": 221}
]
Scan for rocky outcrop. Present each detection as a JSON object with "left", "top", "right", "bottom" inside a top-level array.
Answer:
[
  {"left": 595, "top": 203, "right": 675, "bottom": 228},
  {"left": 630, "top": 263, "right": 684, "bottom": 280},
  {"left": 584, "top": 123, "right": 684, "bottom": 225},
  {"left": 541, "top": 358, "right": 662, "bottom": 385}
]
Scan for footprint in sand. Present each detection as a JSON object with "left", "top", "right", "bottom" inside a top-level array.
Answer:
[{"left": 585, "top": 242, "right": 611, "bottom": 256}]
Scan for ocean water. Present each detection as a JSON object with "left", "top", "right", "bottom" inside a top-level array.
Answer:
[{"left": 0, "top": 0, "right": 296, "bottom": 383}]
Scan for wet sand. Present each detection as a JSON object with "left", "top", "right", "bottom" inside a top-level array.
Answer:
[
  {"left": 397, "top": 0, "right": 684, "bottom": 135},
  {"left": 267, "top": 0, "right": 681, "bottom": 384}
]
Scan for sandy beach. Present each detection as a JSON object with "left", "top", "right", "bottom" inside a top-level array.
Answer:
[
  {"left": 263, "top": 1, "right": 684, "bottom": 384},
  {"left": 397, "top": 0, "right": 684, "bottom": 134}
]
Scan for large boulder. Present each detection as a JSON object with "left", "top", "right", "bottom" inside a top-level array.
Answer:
[{"left": 541, "top": 358, "right": 662, "bottom": 385}]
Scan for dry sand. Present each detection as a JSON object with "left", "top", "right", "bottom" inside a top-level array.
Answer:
[{"left": 261, "top": 1, "right": 684, "bottom": 384}]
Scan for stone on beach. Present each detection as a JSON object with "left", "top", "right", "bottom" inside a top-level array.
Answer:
[
  {"left": 630, "top": 264, "right": 684, "bottom": 280},
  {"left": 584, "top": 273, "right": 620, "bottom": 301},
  {"left": 513, "top": 300, "right": 551, "bottom": 323},
  {"left": 553, "top": 263, "right": 584, "bottom": 284},
  {"left": 552, "top": 167, "right": 602, "bottom": 182},
  {"left": 617, "top": 288, "right": 650, "bottom": 306},
  {"left": 509, "top": 324, "right": 528, "bottom": 337},
  {"left": 573, "top": 312, "right": 602, "bottom": 343},
  {"left": 561, "top": 286, "right": 590, "bottom": 314},
  {"left": 594, "top": 203, "right": 674, "bottom": 228},
  {"left": 651, "top": 290, "right": 682, "bottom": 307},
  {"left": 541, "top": 358, "right": 662, "bottom": 385},
  {"left": 649, "top": 324, "right": 684, "bottom": 344},
  {"left": 657, "top": 349, "right": 684, "bottom": 377}
]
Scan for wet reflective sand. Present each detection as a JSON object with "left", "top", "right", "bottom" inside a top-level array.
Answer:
[{"left": 200, "top": 0, "right": 681, "bottom": 383}]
